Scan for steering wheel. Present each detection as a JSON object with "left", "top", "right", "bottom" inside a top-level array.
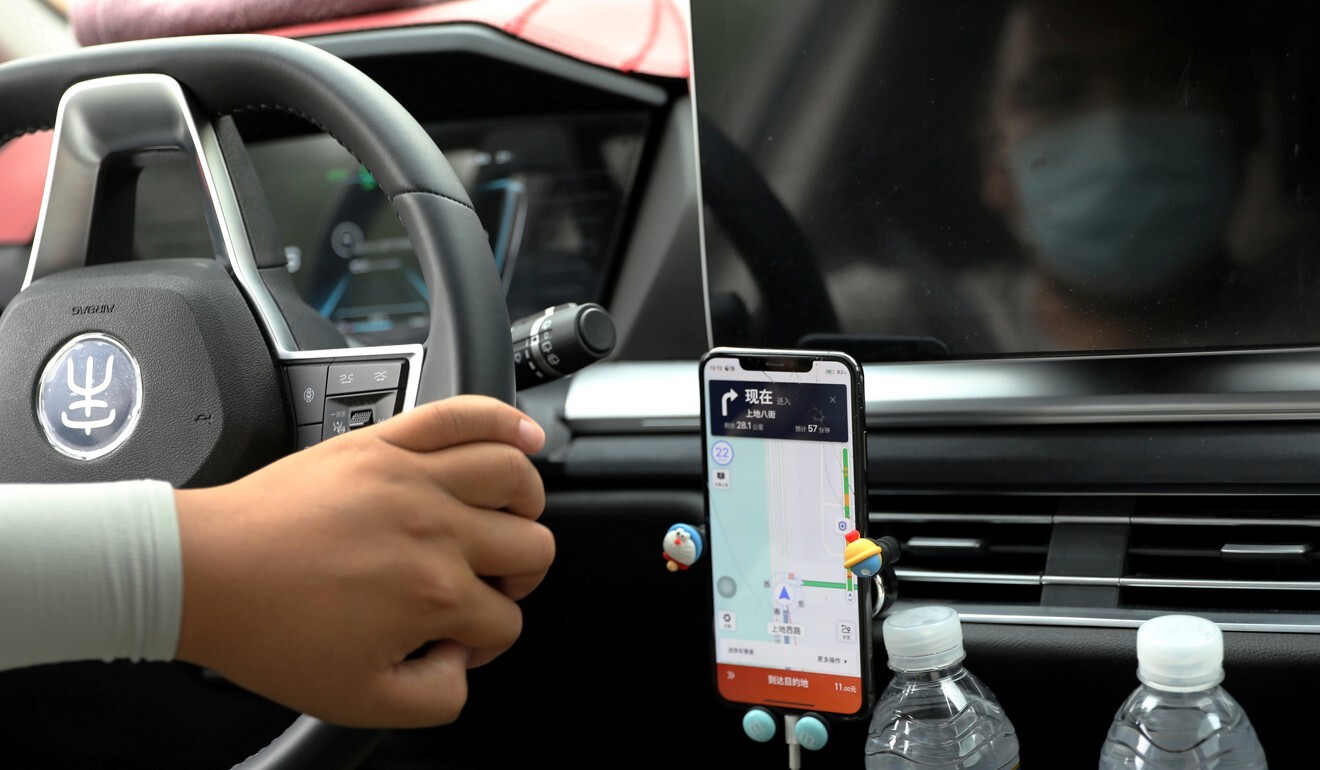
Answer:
[{"left": 0, "top": 34, "right": 512, "bottom": 769}]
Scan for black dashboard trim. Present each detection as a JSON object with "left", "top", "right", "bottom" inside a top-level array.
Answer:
[{"left": 302, "top": 24, "right": 669, "bottom": 107}]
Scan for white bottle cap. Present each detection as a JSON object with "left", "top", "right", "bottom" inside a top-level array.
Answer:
[
  {"left": 882, "top": 605, "right": 966, "bottom": 671},
  {"left": 1136, "top": 615, "right": 1225, "bottom": 692}
]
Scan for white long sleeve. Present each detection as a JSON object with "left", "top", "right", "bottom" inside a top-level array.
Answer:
[{"left": 0, "top": 480, "right": 182, "bottom": 669}]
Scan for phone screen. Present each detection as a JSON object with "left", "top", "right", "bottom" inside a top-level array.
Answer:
[{"left": 702, "top": 350, "right": 869, "bottom": 716}]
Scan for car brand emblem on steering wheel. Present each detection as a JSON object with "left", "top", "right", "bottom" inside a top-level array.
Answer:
[{"left": 36, "top": 333, "right": 144, "bottom": 460}]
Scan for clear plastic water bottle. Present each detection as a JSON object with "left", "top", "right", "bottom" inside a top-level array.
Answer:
[
  {"left": 1099, "top": 614, "right": 1267, "bottom": 769},
  {"left": 865, "top": 606, "right": 1021, "bottom": 769}
]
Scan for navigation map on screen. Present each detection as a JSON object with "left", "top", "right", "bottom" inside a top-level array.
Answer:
[{"left": 705, "top": 356, "right": 864, "bottom": 713}]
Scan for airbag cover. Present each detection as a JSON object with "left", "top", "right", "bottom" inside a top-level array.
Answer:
[{"left": 0, "top": 259, "right": 286, "bottom": 486}]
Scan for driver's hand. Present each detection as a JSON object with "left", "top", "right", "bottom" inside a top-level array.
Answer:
[{"left": 172, "top": 395, "right": 553, "bottom": 728}]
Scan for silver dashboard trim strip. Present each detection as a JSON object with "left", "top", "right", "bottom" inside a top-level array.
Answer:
[
  {"left": 871, "top": 512, "right": 1320, "bottom": 528},
  {"left": 893, "top": 569, "right": 1040, "bottom": 586},
  {"left": 899, "top": 572, "right": 1320, "bottom": 590},
  {"left": 870, "top": 513, "right": 1054, "bottom": 525},
  {"left": 908, "top": 604, "right": 1320, "bottom": 634},
  {"left": 1120, "top": 576, "right": 1320, "bottom": 591},
  {"left": 562, "top": 357, "right": 1320, "bottom": 431},
  {"left": 564, "top": 362, "right": 701, "bottom": 433},
  {"left": 1041, "top": 575, "right": 1119, "bottom": 586}
]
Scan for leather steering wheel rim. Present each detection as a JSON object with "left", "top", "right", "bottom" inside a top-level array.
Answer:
[{"left": 0, "top": 34, "right": 513, "bottom": 769}]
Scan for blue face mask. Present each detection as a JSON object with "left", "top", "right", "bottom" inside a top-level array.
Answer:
[{"left": 1009, "top": 110, "right": 1234, "bottom": 297}]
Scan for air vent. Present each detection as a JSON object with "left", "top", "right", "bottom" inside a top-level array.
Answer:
[
  {"left": 871, "top": 493, "right": 1320, "bottom": 633},
  {"left": 870, "top": 495, "right": 1320, "bottom": 632},
  {"left": 1122, "top": 511, "right": 1320, "bottom": 614},
  {"left": 870, "top": 497, "right": 1053, "bottom": 605}
]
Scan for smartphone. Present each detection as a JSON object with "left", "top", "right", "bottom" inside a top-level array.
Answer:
[{"left": 701, "top": 347, "right": 873, "bottom": 719}]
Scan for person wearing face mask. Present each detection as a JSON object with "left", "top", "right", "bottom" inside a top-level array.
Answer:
[
  {"left": 1007, "top": 111, "right": 1234, "bottom": 299},
  {"left": 972, "top": 0, "right": 1263, "bottom": 351}
]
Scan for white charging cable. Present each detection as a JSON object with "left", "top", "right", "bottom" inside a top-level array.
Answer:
[{"left": 784, "top": 713, "right": 801, "bottom": 770}]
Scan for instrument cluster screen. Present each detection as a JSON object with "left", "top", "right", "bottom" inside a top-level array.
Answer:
[{"left": 133, "top": 113, "right": 648, "bottom": 345}]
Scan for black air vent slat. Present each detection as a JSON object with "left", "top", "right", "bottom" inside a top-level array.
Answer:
[
  {"left": 1128, "top": 546, "right": 1220, "bottom": 559},
  {"left": 868, "top": 495, "right": 1320, "bottom": 625},
  {"left": 870, "top": 496, "right": 1052, "bottom": 605},
  {"left": 1124, "top": 502, "right": 1320, "bottom": 614}
]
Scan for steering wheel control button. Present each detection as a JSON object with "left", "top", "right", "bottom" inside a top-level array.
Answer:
[
  {"left": 326, "top": 360, "right": 403, "bottom": 396},
  {"left": 37, "top": 333, "right": 143, "bottom": 461},
  {"left": 285, "top": 364, "right": 328, "bottom": 426},
  {"left": 323, "top": 391, "right": 398, "bottom": 441}
]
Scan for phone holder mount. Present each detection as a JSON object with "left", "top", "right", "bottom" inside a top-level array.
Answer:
[
  {"left": 743, "top": 708, "right": 830, "bottom": 768},
  {"left": 660, "top": 525, "right": 903, "bottom": 765},
  {"left": 844, "top": 531, "right": 903, "bottom": 618},
  {"left": 743, "top": 533, "right": 902, "bottom": 764}
]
